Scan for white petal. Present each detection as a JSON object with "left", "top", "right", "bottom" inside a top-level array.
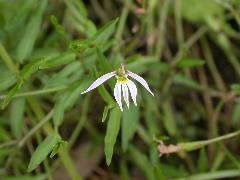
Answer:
[
  {"left": 122, "top": 83, "right": 129, "bottom": 108},
  {"left": 81, "top": 71, "right": 116, "bottom": 94},
  {"left": 127, "top": 70, "right": 154, "bottom": 96},
  {"left": 114, "top": 82, "right": 123, "bottom": 111},
  {"left": 127, "top": 80, "right": 137, "bottom": 106}
]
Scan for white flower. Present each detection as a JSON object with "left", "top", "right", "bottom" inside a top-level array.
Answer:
[{"left": 81, "top": 64, "right": 154, "bottom": 111}]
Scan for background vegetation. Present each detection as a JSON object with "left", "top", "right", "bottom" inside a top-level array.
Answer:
[{"left": 0, "top": 0, "right": 240, "bottom": 179}]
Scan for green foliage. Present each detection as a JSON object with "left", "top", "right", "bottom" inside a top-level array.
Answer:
[
  {"left": 0, "top": 0, "right": 240, "bottom": 179},
  {"left": 104, "top": 107, "right": 122, "bottom": 165},
  {"left": 177, "top": 58, "right": 205, "bottom": 68},
  {"left": 121, "top": 105, "right": 139, "bottom": 151},
  {"left": 10, "top": 98, "right": 26, "bottom": 139},
  {"left": 28, "top": 133, "right": 61, "bottom": 172},
  {"left": 15, "top": 0, "right": 48, "bottom": 62},
  {"left": 39, "top": 52, "right": 76, "bottom": 69}
]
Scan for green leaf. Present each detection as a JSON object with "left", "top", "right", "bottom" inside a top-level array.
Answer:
[
  {"left": 102, "top": 104, "right": 114, "bottom": 123},
  {"left": 50, "top": 15, "right": 67, "bottom": 35},
  {"left": 28, "top": 133, "right": 60, "bottom": 172},
  {"left": 121, "top": 105, "right": 139, "bottom": 152},
  {"left": 153, "top": 164, "right": 165, "bottom": 180},
  {"left": 92, "top": 18, "right": 119, "bottom": 46},
  {"left": 53, "top": 95, "right": 66, "bottom": 127},
  {"left": 4, "top": 0, "right": 37, "bottom": 31},
  {"left": 1, "top": 81, "right": 24, "bottom": 109},
  {"left": 96, "top": 47, "right": 113, "bottom": 73},
  {"left": 10, "top": 98, "right": 26, "bottom": 139},
  {"left": 64, "top": 0, "right": 96, "bottom": 37},
  {"left": 181, "top": 0, "right": 223, "bottom": 23},
  {"left": 39, "top": 52, "right": 76, "bottom": 69},
  {"left": 15, "top": 0, "right": 48, "bottom": 62},
  {"left": 162, "top": 102, "right": 177, "bottom": 136},
  {"left": 20, "top": 59, "right": 45, "bottom": 81},
  {"left": 197, "top": 148, "right": 208, "bottom": 173},
  {"left": 50, "top": 140, "right": 68, "bottom": 158},
  {"left": 104, "top": 107, "right": 121, "bottom": 165},
  {"left": 176, "top": 58, "right": 205, "bottom": 68}
]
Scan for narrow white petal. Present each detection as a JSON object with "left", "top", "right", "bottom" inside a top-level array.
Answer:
[
  {"left": 122, "top": 83, "right": 129, "bottom": 108},
  {"left": 127, "top": 80, "right": 137, "bottom": 106},
  {"left": 114, "top": 82, "right": 123, "bottom": 111},
  {"left": 127, "top": 70, "right": 154, "bottom": 96},
  {"left": 81, "top": 71, "right": 116, "bottom": 94}
]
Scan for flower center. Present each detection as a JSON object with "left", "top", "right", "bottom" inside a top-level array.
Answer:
[
  {"left": 116, "top": 75, "right": 128, "bottom": 83},
  {"left": 115, "top": 64, "right": 129, "bottom": 83}
]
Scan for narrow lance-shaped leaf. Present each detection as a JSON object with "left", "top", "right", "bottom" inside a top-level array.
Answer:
[
  {"left": 10, "top": 98, "right": 26, "bottom": 139},
  {"left": 104, "top": 107, "right": 121, "bottom": 165},
  {"left": 28, "top": 133, "right": 61, "bottom": 172},
  {"left": 176, "top": 58, "right": 205, "bottom": 68},
  {"left": 102, "top": 104, "right": 114, "bottom": 123},
  {"left": 162, "top": 102, "right": 177, "bottom": 136},
  {"left": 15, "top": 0, "right": 48, "bottom": 62},
  {"left": 197, "top": 148, "right": 208, "bottom": 173},
  {"left": 50, "top": 15, "right": 67, "bottom": 35},
  {"left": 39, "top": 52, "right": 76, "bottom": 69},
  {"left": 121, "top": 105, "right": 139, "bottom": 152},
  {"left": 53, "top": 95, "right": 66, "bottom": 127},
  {"left": 1, "top": 81, "right": 24, "bottom": 109},
  {"left": 92, "top": 18, "right": 119, "bottom": 46}
]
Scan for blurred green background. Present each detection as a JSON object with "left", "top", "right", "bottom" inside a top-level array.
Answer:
[{"left": 0, "top": 0, "right": 240, "bottom": 179}]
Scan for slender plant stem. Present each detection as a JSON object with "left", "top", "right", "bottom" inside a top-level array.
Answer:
[
  {"left": 113, "top": 0, "right": 132, "bottom": 52},
  {"left": 0, "top": 86, "right": 67, "bottom": 99},
  {"left": 69, "top": 94, "right": 90, "bottom": 147},
  {"left": 0, "top": 140, "right": 17, "bottom": 149},
  {"left": 155, "top": 0, "right": 171, "bottom": 59},
  {"left": 179, "top": 130, "right": 240, "bottom": 151},
  {"left": 175, "top": 0, "right": 184, "bottom": 48},
  {"left": 18, "top": 110, "right": 53, "bottom": 147}
]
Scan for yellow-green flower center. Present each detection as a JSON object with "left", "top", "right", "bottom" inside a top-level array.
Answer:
[
  {"left": 115, "top": 64, "right": 128, "bottom": 83},
  {"left": 116, "top": 75, "right": 128, "bottom": 83}
]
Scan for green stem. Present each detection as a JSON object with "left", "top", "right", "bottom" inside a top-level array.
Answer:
[
  {"left": 174, "top": 0, "right": 184, "bottom": 48},
  {"left": 113, "top": 0, "right": 132, "bottom": 52},
  {"left": 0, "top": 86, "right": 67, "bottom": 99},
  {"left": 68, "top": 94, "right": 90, "bottom": 147},
  {"left": 179, "top": 130, "right": 240, "bottom": 151},
  {"left": 18, "top": 110, "right": 53, "bottom": 147},
  {"left": 0, "top": 140, "right": 17, "bottom": 149},
  {"left": 155, "top": 0, "right": 171, "bottom": 59},
  {"left": 176, "top": 169, "right": 240, "bottom": 180}
]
